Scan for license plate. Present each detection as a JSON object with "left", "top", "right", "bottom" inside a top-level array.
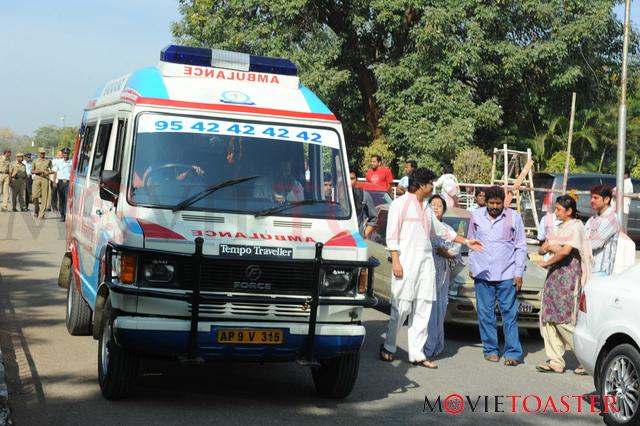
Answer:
[
  {"left": 216, "top": 329, "right": 283, "bottom": 345},
  {"left": 518, "top": 302, "right": 534, "bottom": 313}
]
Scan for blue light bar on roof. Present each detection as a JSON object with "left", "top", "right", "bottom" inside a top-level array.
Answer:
[{"left": 160, "top": 45, "right": 298, "bottom": 76}]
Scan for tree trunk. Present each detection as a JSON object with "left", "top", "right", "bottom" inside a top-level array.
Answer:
[
  {"left": 351, "top": 62, "right": 383, "bottom": 141},
  {"left": 598, "top": 147, "right": 607, "bottom": 173}
]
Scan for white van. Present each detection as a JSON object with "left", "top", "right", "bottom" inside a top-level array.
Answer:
[{"left": 58, "top": 45, "right": 378, "bottom": 400}]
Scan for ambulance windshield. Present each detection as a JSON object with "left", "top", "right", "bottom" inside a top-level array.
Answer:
[{"left": 129, "top": 113, "right": 351, "bottom": 219}]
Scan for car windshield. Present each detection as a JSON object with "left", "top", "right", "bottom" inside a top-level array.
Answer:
[
  {"left": 367, "top": 190, "right": 393, "bottom": 207},
  {"left": 129, "top": 113, "right": 350, "bottom": 219}
]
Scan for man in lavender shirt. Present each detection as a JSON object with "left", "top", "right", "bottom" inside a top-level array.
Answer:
[{"left": 467, "top": 186, "right": 527, "bottom": 366}]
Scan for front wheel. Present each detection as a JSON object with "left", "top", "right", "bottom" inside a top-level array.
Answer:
[
  {"left": 599, "top": 343, "right": 640, "bottom": 425},
  {"left": 98, "top": 298, "right": 139, "bottom": 400},
  {"left": 65, "top": 282, "right": 92, "bottom": 336},
  {"left": 311, "top": 351, "right": 360, "bottom": 399}
]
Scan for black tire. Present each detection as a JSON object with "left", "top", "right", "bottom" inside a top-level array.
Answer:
[
  {"left": 65, "top": 282, "right": 92, "bottom": 336},
  {"left": 598, "top": 343, "right": 640, "bottom": 425},
  {"left": 98, "top": 298, "right": 139, "bottom": 400},
  {"left": 311, "top": 351, "right": 360, "bottom": 399}
]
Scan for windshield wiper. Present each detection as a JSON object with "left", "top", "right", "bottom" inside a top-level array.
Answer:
[
  {"left": 254, "top": 199, "right": 338, "bottom": 217},
  {"left": 172, "top": 175, "right": 260, "bottom": 213}
]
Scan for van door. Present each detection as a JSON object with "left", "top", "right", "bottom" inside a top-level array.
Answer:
[
  {"left": 85, "top": 118, "right": 124, "bottom": 305},
  {"left": 73, "top": 123, "right": 98, "bottom": 304}
]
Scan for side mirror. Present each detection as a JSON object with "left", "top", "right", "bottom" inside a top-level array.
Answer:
[{"left": 100, "top": 170, "right": 121, "bottom": 203}]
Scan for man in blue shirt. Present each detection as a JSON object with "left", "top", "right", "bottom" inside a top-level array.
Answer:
[
  {"left": 53, "top": 147, "right": 73, "bottom": 222},
  {"left": 467, "top": 186, "right": 527, "bottom": 366}
]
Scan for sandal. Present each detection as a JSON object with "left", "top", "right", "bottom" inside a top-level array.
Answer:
[
  {"left": 484, "top": 354, "right": 500, "bottom": 362},
  {"left": 536, "top": 363, "right": 564, "bottom": 374},
  {"left": 573, "top": 366, "right": 589, "bottom": 376},
  {"left": 412, "top": 359, "right": 438, "bottom": 369},
  {"left": 379, "top": 343, "right": 394, "bottom": 362},
  {"left": 504, "top": 359, "right": 519, "bottom": 367}
]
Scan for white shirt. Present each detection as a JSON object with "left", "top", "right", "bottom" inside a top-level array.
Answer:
[
  {"left": 53, "top": 159, "right": 73, "bottom": 180},
  {"left": 386, "top": 193, "right": 457, "bottom": 301},
  {"left": 25, "top": 160, "right": 32, "bottom": 177}
]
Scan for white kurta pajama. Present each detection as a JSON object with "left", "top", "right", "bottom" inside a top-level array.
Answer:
[{"left": 383, "top": 193, "right": 457, "bottom": 362}]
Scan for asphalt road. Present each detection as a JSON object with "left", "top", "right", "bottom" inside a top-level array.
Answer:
[{"left": 0, "top": 211, "right": 607, "bottom": 425}]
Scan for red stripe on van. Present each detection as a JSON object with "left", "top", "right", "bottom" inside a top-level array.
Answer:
[
  {"left": 137, "top": 219, "right": 187, "bottom": 240},
  {"left": 135, "top": 97, "right": 337, "bottom": 121}
]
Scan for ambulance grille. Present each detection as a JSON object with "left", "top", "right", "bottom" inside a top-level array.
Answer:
[{"left": 180, "top": 259, "right": 316, "bottom": 295}]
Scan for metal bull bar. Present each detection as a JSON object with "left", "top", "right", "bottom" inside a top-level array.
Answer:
[{"left": 104, "top": 239, "right": 379, "bottom": 363}]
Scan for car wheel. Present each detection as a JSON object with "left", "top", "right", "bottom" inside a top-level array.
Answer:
[
  {"left": 98, "top": 298, "right": 139, "bottom": 400},
  {"left": 311, "top": 351, "right": 360, "bottom": 398},
  {"left": 65, "top": 282, "right": 92, "bottom": 335},
  {"left": 599, "top": 343, "right": 640, "bottom": 425}
]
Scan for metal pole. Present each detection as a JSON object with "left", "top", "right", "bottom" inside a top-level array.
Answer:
[
  {"left": 616, "top": 0, "right": 631, "bottom": 232},
  {"left": 562, "top": 92, "right": 577, "bottom": 194}
]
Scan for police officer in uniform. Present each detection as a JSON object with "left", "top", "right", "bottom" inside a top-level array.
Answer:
[
  {"left": 10, "top": 153, "right": 27, "bottom": 211},
  {"left": 32, "top": 148, "right": 53, "bottom": 218},
  {"left": 0, "top": 149, "right": 11, "bottom": 211}
]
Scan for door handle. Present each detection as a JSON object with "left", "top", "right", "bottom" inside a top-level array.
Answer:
[{"left": 95, "top": 209, "right": 103, "bottom": 216}]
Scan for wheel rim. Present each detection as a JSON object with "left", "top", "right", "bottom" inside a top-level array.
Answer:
[
  {"left": 604, "top": 354, "right": 640, "bottom": 422},
  {"left": 100, "top": 320, "right": 111, "bottom": 376}
]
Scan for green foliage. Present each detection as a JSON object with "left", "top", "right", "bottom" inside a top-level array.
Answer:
[
  {"left": 632, "top": 163, "right": 640, "bottom": 179},
  {"left": 172, "top": 0, "right": 636, "bottom": 175},
  {"left": 544, "top": 151, "right": 579, "bottom": 173},
  {"left": 33, "top": 126, "right": 78, "bottom": 153},
  {"left": 452, "top": 147, "right": 492, "bottom": 183}
]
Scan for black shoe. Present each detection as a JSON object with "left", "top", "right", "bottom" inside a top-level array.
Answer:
[
  {"left": 21, "top": 208, "right": 28, "bottom": 212},
  {"left": 12, "top": 208, "right": 18, "bottom": 212}
]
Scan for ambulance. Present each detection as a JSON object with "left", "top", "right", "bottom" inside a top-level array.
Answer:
[{"left": 58, "top": 45, "right": 378, "bottom": 400}]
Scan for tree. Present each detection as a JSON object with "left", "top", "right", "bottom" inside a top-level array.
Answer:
[
  {"left": 452, "top": 147, "right": 492, "bottom": 184},
  {"left": 544, "top": 151, "right": 579, "bottom": 173},
  {"left": 172, "top": 0, "right": 632, "bottom": 170},
  {"left": 33, "top": 125, "right": 78, "bottom": 153}
]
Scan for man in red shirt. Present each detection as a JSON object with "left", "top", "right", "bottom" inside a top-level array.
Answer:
[{"left": 366, "top": 154, "right": 394, "bottom": 191}]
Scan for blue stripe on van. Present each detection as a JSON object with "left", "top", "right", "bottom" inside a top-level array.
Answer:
[
  {"left": 300, "top": 85, "right": 332, "bottom": 114},
  {"left": 123, "top": 216, "right": 143, "bottom": 235},
  {"left": 126, "top": 67, "right": 169, "bottom": 99}
]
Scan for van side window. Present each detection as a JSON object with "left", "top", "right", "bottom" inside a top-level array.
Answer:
[
  {"left": 90, "top": 122, "right": 113, "bottom": 179},
  {"left": 104, "top": 118, "right": 127, "bottom": 172},
  {"left": 76, "top": 125, "right": 96, "bottom": 176}
]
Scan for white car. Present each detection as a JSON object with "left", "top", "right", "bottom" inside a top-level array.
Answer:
[{"left": 574, "top": 264, "right": 640, "bottom": 425}]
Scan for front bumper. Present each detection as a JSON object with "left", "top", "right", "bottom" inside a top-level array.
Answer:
[
  {"left": 113, "top": 317, "right": 364, "bottom": 361},
  {"left": 573, "top": 322, "right": 599, "bottom": 376}
]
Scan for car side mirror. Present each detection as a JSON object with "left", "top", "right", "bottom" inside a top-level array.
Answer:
[{"left": 100, "top": 170, "right": 121, "bottom": 203}]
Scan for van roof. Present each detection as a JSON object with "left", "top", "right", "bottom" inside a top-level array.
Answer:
[{"left": 86, "top": 45, "right": 337, "bottom": 122}]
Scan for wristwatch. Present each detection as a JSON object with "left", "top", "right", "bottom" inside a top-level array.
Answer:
[{"left": 464, "top": 238, "right": 470, "bottom": 246}]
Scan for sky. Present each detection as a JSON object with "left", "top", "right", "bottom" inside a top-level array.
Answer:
[{"left": 0, "top": 1, "right": 638, "bottom": 137}]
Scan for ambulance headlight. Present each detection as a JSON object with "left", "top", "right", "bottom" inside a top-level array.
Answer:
[
  {"left": 321, "top": 268, "right": 356, "bottom": 295},
  {"left": 143, "top": 260, "right": 175, "bottom": 283}
]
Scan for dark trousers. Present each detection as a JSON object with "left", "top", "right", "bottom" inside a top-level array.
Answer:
[
  {"left": 57, "top": 180, "right": 69, "bottom": 218},
  {"left": 25, "top": 176, "right": 32, "bottom": 208},
  {"left": 51, "top": 181, "right": 58, "bottom": 211}
]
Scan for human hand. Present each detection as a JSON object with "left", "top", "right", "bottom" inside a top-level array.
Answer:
[
  {"left": 192, "top": 165, "right": 204, "bottom": 176},
  {"left": 467, "top": 239, "right": 484, "bottom": 252},
  {"left": 514, "top": 276, "right": 523, "bottom": 291},
  {"left": 274, "top": 193, "right": 286, "bottom": 204},
  {"left": 392, "top": 260, "right": 403, "bottom": 279}
]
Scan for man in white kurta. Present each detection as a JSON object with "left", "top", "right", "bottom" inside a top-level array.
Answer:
[{"left": 381, "top": 168, "right": 479, "bottom": 367}]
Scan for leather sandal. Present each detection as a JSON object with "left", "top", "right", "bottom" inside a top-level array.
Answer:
[
  {"left": 379, "top": 343, "right": 394, "bottom": 362},
  {"left": 484, "top": 354, "right": 500, "bottom": 362},
  {"left": 412, "top": 359, "right": 438, "bottom": 369}
]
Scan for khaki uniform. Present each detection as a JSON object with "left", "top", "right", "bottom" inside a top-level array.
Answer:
[
  {"left": 32, "top": 157, "right": 52, "bottom": 218},
  {"left": 0, "top": 155, "right": 10, "bottom": 210},
  {"left": 9, "top": 161, "right": 27, "bottom": 210}
]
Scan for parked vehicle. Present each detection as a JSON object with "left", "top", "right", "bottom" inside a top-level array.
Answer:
[
  {"left": 353, "top": 182, "right": 392, "bottom": 207},
  {"left": 532, "top": 172, "right": 640, "bottom": 243},
  {"left": 57, "top": 45, "right": 378, "bottom": 400},
  {"left": 574, "top": 265, "right": 640, "bottom": 425},
  {"left": 366, "top": 206, "right": 546, "bottom": 329}
]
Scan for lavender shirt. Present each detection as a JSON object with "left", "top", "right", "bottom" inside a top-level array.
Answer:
[{"left": 467, "top": 207, "right": 527, "bottom": 281}]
